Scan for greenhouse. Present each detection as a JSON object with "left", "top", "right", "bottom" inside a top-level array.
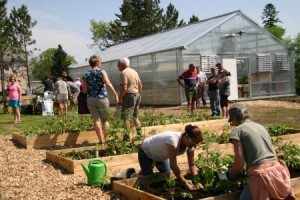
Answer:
[{"left": 70, "top": 10, "right": 295, "bottom": 106}]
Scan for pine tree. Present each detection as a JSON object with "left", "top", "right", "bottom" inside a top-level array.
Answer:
[
  {"left": 9, "top": 4, "right": 36, "bottom": 88},
  {"left": 188, "top": 15, "right": 200, "bottom": 24},
  {"left": 110, "top": 0, "right": 164, "bottom": 42},
  {"left": 51, "top": 45, "right": 72, "bottom": 80},
  {"left": 261, "top": 3, "right": 281, "bottom": 28},
  {"left": 163, "top": 3, "right": 180, "bottom": 30}
]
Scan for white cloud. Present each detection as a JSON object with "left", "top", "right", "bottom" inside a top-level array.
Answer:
[{"left": 30, "top": 27, "right": 97, "bottom": 63}]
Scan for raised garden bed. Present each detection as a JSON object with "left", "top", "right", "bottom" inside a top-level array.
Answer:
[
  {"left": 12, "top": 119, "right": 228, "bottom": 149},
  {"left": 113, "top": 171, "right": 300, "bottom": 200},
  {"left": 12, "top": 131, "right": 98, "bottom": 149},
  {"left": 45, "top": 131, "right": 300, "bottom": 175}
]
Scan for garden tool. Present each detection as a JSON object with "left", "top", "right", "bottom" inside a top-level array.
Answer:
[{"left": 81, "top": 158, "right": 107, "bottom": 186}]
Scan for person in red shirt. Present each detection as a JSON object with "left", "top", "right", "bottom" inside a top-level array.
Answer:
[{"left": 177, "top": 64, "right": 198, "bottom": 116}]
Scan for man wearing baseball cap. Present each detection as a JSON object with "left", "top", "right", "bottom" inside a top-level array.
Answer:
[{"left": 227, "top": 104, "right": 295, "bottom": 199}]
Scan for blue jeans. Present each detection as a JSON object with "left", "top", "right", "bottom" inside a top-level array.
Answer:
[
  {"left": 209, "top": 90, "right": 221, "bottom": 116},
  {"left": 239, "top": 185, "right": 253, "bottom": 200},
  {"left": 138, "top": 146, "right": 171, "bottom": 175}
]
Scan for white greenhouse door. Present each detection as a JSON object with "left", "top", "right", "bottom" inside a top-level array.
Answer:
[{"left": 222, "top": 59, "right": 238, "bottom": 100}]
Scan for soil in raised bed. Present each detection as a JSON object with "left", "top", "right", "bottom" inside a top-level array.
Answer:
[
  {"left": 140, "top": 173, "right": 244, "bottom": 200},
  {"left": 138, "top": 169, "right": 300, "bottom": 200}
]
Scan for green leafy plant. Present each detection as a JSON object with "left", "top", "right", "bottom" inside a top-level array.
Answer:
[
  {"left": 267, "top": 123, "right": 290, "bottom": 136},
  {"left": 196, "top": 138, "right": 236, "bottom": 195},
  {"left": 180, "top": 191, "right": 193, "bottom": 199},
  {"left": 274, "top": 137, "right": 300, "bottom": 169}
]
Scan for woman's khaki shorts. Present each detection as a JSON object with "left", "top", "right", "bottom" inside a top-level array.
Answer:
[
  {"left": 56, "top": 93, "right": 68, "bottom": 101},
  {"left": 87, "top": 97, "right": 109, "bottom": 120}
]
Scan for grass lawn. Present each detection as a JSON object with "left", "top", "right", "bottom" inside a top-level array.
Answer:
[{"left": 1, "top": 101, "right": 300, "bottom": 136}]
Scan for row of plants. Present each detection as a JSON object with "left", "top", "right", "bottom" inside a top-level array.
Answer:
[
  {"left": 21, "top": 109, "right": 220, "bottom": 136},
  {"left": 57, "top": 123, "right": 296, "bottom": 160}
]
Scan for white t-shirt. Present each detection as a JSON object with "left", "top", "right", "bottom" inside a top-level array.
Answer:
[
  {"left": 141, "top": 131, "right": 186, "bottom": 161},
  {"left": 197, "top": 71, "right": 207, "bottom": 84}
]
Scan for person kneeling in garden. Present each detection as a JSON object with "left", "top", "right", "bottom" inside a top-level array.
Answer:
[
  {"left": 138, "top": 124, "right": 204, "bottom": 191},
  {"left": 227, "top": 104, "right": 295, "bottom": 200}
]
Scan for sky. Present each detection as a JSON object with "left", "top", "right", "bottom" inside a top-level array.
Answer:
[{"left": 6, "top": 0, "right": 300, "bottom": 64}]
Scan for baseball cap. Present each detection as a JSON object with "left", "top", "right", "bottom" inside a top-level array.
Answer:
[{"left": 228, "top": 104, "right": 250, "bottom": 122}]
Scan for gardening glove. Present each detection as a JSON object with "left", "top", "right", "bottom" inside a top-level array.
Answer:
[
  {"left": 226, "top": 167, "right": 237, "bottom": 181},
  {"left": 226, "top": 166, "right": 245, "bottom": 181}
]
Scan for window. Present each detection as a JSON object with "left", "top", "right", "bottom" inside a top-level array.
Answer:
[
  {"left": 201, "top": 55, "right": 220, "bottom": 73},
  {"left": 276, "top": 54, "right": 290, "bottom": 71},
  {"left": 257, "top": 54, "right": 272, "bottom": 72}
]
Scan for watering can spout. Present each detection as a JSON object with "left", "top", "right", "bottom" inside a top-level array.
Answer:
[{"left": 81, "top": 163, "right": 90, "bottom": 176}]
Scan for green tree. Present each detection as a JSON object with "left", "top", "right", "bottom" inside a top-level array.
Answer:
[
  {"left": 30, "top": 48, "right": 56, "bottom": 81},
  {"left": 293, "top": 33, "right": 300, "bottom": 95},
  {"left": 90, "top": 19, "right": 112, "bottom": 51},
  {"left": 110, "top": 0, "right": 164, "bottom": 42},
  {"left": 31, "top": 47, "right": 76, "bottom": 81},
  {"left": 0, "top": 0, "right": 10, "bottom": 96},
  {"left": 90, "top": 0, "right": 197, "bottom": 49},
  {"left": 9, "top": 4, "right": 36, "bottom": 88},
  {"left": 51, "top": 45, "right": 76, "bottom": 80},
  {"left": 261, "top": 3, "right": 281, "bottom": 28},
  {"left": 163, "top": 3, "right": 180, "bottom": 30},
  {"left": 267, "top": 25, "right": 285, "bottom": 40},
  {"left": 261, "top": 3, "right": 285, "bottom": 40},
  {"left": 188, "top": 14, "right": 199, "bottom": 24}
]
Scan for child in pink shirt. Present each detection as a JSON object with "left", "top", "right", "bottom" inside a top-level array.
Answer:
[{"left": 7, "top": 75, "right": 22, "bottom": 124}]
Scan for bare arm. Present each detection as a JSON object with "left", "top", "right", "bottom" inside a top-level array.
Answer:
[
  {"left": 176, "top": 77, "right": 185, "bottom": 88},
  {"left": 102, "top": 70, "right": 119, "bottom": 103},
  {"left": 138, "top": 80, "right": 142, "bottom": 94},
  {"left": 186, "top": 150, "right": 198, "bottom": 176},
  {"left": 17, "top": 84, "right": 22, "bottom": 101},
  {"left": 167, "top": 144, "right": 186, "bottom": 183},
  {"left": 218, "top": 77, "right": 227, "bottom": 85},
  {"left": 81, "top": 80, "right": 87, "bottom": 94},
  {"left": 167, "top": 144, "right": 198, "bottom": 190},
  {"left": 231, "top": 139, "right": 244, "bottom": 177}
]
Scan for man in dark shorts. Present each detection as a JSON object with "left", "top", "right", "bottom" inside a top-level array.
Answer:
[{"left": 177, "top": 63, "right": 198, "bottom": 116}]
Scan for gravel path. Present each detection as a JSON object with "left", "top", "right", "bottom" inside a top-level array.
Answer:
[{"left": 0, "top": 136, "right": 117, "bottom": 200}]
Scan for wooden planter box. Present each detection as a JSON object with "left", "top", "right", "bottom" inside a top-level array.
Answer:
[
  {"left": 12, "top": 131, "right": 98, "bottom": 149},
  {"left": 46, "top": 145, "right": 202, "bottom": 175},
  {"left": 139, "top": 119, "right": 229, "bottom": 137},
  {"left": 12, "top": 119, "right": 228, "bottom": 150},
  {"left": 113, "top": 172, "right": 300, "bottom": 200},
  {"left": 45, "top": 132, "right": 300, "bottom": 175}
]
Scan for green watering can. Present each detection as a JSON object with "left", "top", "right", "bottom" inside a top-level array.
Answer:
[{"left": 81, "top": 158, "right": 107, "bottom": 186}]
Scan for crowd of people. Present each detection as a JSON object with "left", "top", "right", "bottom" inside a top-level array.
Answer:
[
  {"left": 178, "top": 62, "right": 231, "bottom": 117},
  {"left": 6, "top": 55, "right": 295, "bottom": 199}
]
